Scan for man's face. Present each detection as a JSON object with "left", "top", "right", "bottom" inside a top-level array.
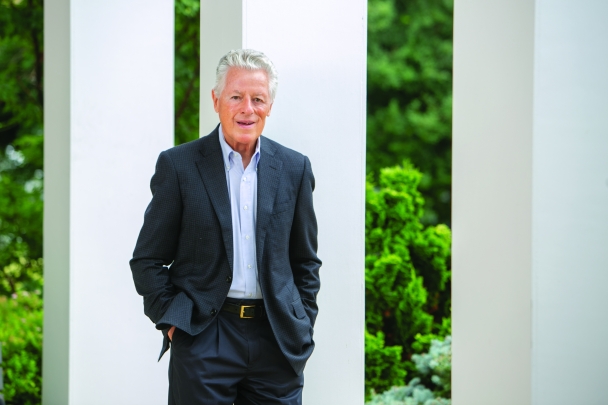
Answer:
[{"left": 212, "top": 67, "right": 273, "bottom": 150}]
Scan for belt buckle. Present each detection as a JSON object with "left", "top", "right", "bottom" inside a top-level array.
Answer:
[{"left": 240, "top": 305, "right": 255, "bottom": 319}]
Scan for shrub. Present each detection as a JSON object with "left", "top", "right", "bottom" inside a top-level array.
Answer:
[
  {"left": 365, "top": 162, "right": 451, "bottom": 395},
  {"left": 365, "top": 330, "right": 407, "bottom": 400},
  {"left": 0, "top": 291, "right": 43, "bottom": 405},
  {"left": 366, "top": 336, "right": 452, "bottom": 405},
  {"left": 412, "top": 336, "right": 451, "bottom": 398},
  {"left": 366, "top": 380, "right": 451, "bottom": 405}
]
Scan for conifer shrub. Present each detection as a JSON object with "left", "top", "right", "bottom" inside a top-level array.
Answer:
[
  {"left": 411, "top": 336, "right": 451, "bottom": 399},
  {"left": 365, "top": 162, "right": 451, "bottom": 397},
  {"left": 365, "top": 330, "right": 407, "bottom": 397},
  {"left": 366, "top": 336, "right": 452, "bottom": 405}
]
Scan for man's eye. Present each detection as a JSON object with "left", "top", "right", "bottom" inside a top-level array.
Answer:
[
  {"left": 254, "top": 98, "right": 263, "bottom": 103},
  {"left": 231, "top": 96, "right": 240, "bottom": 100}
]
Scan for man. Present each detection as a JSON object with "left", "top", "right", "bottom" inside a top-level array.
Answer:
[{"left": 130, "top": 49, "right": 321, "bottom": 404}]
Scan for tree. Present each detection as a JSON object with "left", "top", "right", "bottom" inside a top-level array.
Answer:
[
  {"left": 175, "top": 0, "right": 200, "bottom": 145},
  {"left": 0, "top": 0, "right": 44, "bottom": 296},
  {"left": 367, "top": 0, "right": 453, "bottom": 225}
]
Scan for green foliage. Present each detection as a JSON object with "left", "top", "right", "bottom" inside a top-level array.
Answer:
[
  {"left": 0, "top": 134, "right": 44, "bottom": 295},
  {"left": 0, "top": 0, "right": 44, "bottom": 296},
  {"left": 365, "top": 330, "right": 407, "bottom": 400},
  {"left": 366, "top": 379, "right": 450, "bottom": 405},
  {"left": 366, "top": 336, "right": 451, "bottom": 405},
  {"left": 411, "top": 336, "right": 451, "bottom": 398},
  {"left": 411, "top": 317, "right": 450, "bottom": 354},
  {"left": 175, "top": 0, "right": 201, "bottom": 145},
  {"left": 367, "top": 0, "right": 453, "bottom": 225},
  {"left": 365, "top": 162, "right": 451, "bottom": 396},
  {"left": 0, "top": 291, "right": 43, "bottom": 405},
  {"left": 0, "top": 0, "right": 44, "bottom": 140},
  {"left": 0, "top": 3, "right": 45, "bottom": 403},
  {"left": 365, "top": 162, "right": 451, "bottom": 341}
]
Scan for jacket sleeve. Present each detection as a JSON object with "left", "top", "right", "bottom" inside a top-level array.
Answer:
[
  {"left": 130, "top": 151, "right": 183, "bottom": 327},
  {"left": 289, "top": 156, "right": 322, "bottom": 327}
]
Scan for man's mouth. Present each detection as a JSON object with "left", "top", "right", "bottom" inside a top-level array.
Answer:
[{"left": 237, "top": 120, "right": 255, "bottom": 127}]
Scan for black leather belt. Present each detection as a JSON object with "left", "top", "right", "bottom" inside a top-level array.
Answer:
[{"left": 222, "top": 301, "right": 266, "bottom": 319}]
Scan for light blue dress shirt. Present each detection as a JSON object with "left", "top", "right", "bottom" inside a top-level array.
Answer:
[{"left": 218, "top": 126, "right": 263, "bottom": 299}]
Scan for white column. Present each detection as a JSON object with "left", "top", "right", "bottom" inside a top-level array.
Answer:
[
  {"left": 43, "top": 1, "right": 174, "bottom": 404},
  {"left": 531, "top": 1, "right": 608, "bottom": 403},
  {"left": 453, "top": 1, "right": 608, "bottom": 404},
  {"left": 200, "top": 1, "right": 367, "bottom": 403}
]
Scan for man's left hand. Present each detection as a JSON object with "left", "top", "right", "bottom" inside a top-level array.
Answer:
[{"left": 168, "top": 325, "right": 176, "bottom": 341}]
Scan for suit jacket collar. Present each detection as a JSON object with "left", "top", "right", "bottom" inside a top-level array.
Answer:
[
  {"left": 195, "top": 126, "right": 234, "bottom": 272},
  {"left": 195, "top": 126, "right": 282, "bottom": 277},
  {"left": 256, "top": 136, "right": 283, "bottom": 275}
]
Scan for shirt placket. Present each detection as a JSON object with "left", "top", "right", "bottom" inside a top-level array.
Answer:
[{"left": 240, "top": 164, "right": 256, "bottom": 298}]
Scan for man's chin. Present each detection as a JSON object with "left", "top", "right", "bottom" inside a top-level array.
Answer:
[{"left": 233, "top": 131, "right": 262, "bottom": 145}]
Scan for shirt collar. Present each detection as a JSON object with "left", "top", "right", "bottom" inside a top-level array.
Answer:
[{"left": 218, "top": 125, "right": 261, "bottom": 171}]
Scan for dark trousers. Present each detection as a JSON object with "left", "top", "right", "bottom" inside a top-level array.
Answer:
[{"left": 168, "top": 299, "right": 304, "bottom": 405}]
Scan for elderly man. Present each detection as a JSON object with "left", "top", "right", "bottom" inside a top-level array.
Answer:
[{"left": 130, "top": 49, "right": 321, "bottom": 404}]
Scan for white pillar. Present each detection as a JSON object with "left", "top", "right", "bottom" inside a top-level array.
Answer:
[
  {"left": 199, "top": 1, "right": 367, "bottom": 403},
  {"left": 453, "top": 1, "right": 608, "bottom": 404},
  {"left": 43, "top": 1, "right": 174, "bottom": 404}
]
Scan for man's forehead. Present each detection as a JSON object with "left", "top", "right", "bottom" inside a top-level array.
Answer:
[{"left": 226, "top": 68, "right": 268, "bottom": 82}]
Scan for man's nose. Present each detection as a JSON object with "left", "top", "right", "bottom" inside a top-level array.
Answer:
[{"left": 240, "top": 98, "right": 254, "bottom": 114}]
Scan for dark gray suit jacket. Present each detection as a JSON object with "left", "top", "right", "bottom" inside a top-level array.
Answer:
[{"left": 130, "top": 126, "right": 321, "bottom": 375}]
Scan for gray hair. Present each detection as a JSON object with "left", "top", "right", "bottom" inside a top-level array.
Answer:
[{"left": 213, "top": 49, "right": 279, "bottom": 102}]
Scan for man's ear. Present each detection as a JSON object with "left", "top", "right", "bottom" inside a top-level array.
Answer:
[
  {"left": 212, "top": 89, "right": 219, "bottom": 113},
  {"left": 267, "top": 102, "right": 273, "bottom": 117}
]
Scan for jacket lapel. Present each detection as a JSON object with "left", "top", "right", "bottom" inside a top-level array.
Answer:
[
  {"left": 256, "top": 137, "right": 283, "bottom": 274},
  {"left": 195, "top": 128, "right": 235, "bottom": 273}
]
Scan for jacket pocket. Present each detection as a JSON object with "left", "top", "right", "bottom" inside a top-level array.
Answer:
[
  {"left": 273, "top": 200, "right": 292, "bottom": 215},
  {"left": 291, "top": 298, "right": 307, "bottom": 319}
]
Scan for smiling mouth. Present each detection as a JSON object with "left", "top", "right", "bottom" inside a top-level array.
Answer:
[{"left": 237, "top": 120, "right": 255, "bottom": 126}]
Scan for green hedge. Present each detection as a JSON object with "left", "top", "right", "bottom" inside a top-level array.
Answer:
[{"left": 0, "top": 291, "right": 43, "bottom": 405}]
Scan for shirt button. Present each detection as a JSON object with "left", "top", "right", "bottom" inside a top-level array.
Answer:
[
  {"left": 245, "top": 235, "right": 250, "bottom": 240},
  {"left": 226, "top": 276, "right": 232, "bottom": 282},
  {"left": 248, "top": 293, "right": 253, "bottom": 297},
  {"left": 243, "top": 177, "right": 247, "bottom": 181},
  {"left": 248, "top": 264, "right": 252, "bottom": 269},
  {"left": 244, "top": 205, "right": 248, "bottom": 210}
]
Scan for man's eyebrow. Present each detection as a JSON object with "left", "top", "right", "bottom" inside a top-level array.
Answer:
[{"left": 229, "top": 90, "right": 266, "bottom": 97}]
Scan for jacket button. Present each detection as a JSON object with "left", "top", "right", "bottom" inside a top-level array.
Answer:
[
  {"left": 211, "top": 309, "right": 217, "bottom": 315},
  {"left": 226, "top": 276, "right": 232, "bottom": 282}
]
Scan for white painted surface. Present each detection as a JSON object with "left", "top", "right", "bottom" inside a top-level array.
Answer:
[
  {"left": 44, "top": 1, "right": 174, "bottom": 403},
  {"left": 452, "top": 1, "right": 534, "bottom": 403},
  {"left": 43, "top": 0, "right": 71, "bottom": 402},
  {"left": 200, "top": 1, "right": 367, "bottom": 403},
  {"left": 199, "top": 0, "right": 242, "bottom": 131},
  {"left": 46, "top": 0, "right": 364, "bottom": 403},
  {"left": 532, "top": 1, "right": 608, "bottom": 404},
  {"left": 453, "top": 0, "right": 608, "bottom": 404}
]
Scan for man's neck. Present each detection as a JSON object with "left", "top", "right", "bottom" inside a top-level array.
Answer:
[
  {"left": 219, "top": 126, "right": 260, "bottom": 169},
  {"left": 230, "top": 142, "right": 255, "bottom": 169}
]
